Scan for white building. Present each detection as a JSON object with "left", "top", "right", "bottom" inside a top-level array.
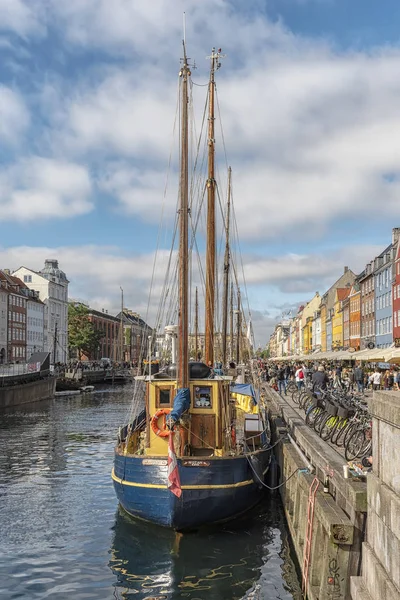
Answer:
[
  {"left": 0, "top": 282, "right": 7, "bottom": 363},
  {"left": 13, "top": 260, "right": 69, "bottom": 363},
  {"left": 26, "top": 291, "right": 45, "bottom": 359},
  {"left": 312, "top": 311, "right": 322, "bottom": 351}
]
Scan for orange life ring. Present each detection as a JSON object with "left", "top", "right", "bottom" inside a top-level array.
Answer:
[{"left": 151, "top": 408, "right": 171, "bottom": 438}]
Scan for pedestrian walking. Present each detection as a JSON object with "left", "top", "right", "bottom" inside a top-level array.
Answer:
[
  {"left": 277, "top": 365, "right": 287, "bottom": 395},
  {"left": 354, "top": 364, "right": 364, "bottom": 393},
  {"left": 371, "top": 368, "right": 381, "bottom": 391},
  {"left": 295, "top": 365, "right": 305, "bottom": 390}
]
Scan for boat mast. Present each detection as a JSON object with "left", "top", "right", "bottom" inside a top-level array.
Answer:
[
  {"left": 178, "top": 43, "right": 191, "bottom": 389},
  {"left": 221, "top": 167, "right": 231, "bottom": 366},
  {"left": 205, "top": 48, "right": 224, "bottom": 367},
  {"left": 230, "top": 282, "right": 234, "bottom": 361},
  {"left": 120, "top": 286, "right": 124, "bottom": 362},
  {"left": 194, "top": 286, "right": 199, "bottom": 360},
  {"left": 236, "top": 288, "right": 241, "bottom": 365}
]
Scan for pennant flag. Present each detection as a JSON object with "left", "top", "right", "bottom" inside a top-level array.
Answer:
[{"left": 167, "top": 432, "right": 182, "bottom": 498}]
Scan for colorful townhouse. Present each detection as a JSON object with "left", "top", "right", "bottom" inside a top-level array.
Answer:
[
  {"left": 311, "top": 308, "right": 322, "bottom": 351},
  {"left": 360, "top": 262, "right": 375, "bottom": 349},
  {"left": 374, "top": 245, "right": 394, "bottom": 349},
  {"left": 342, "top": 294, "right": 350, "bottom": 349},
  {"left": 349, "top": 281, "right": 361, "bottom": 350},
  {"left": 301, "top": 293, "right": 320, "bottom": 354},
  {"left": 0, "top": 270, "right": 27, "bottom": 363},
  {"left": 393, "top": 237, "right": 400, "bottom": 347},
  {"left": 332, "top": 287, "right": 351, "bottom": 350},
  {"left": 320, "top": 267, "right": 356, "bottom": 351}
]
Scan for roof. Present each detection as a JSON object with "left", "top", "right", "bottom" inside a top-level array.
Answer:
[
  {"left": 40, "top": 259, "right": 69, "bottom": 283},
  {"left": 337, "top": 288, "right": 351, "bottom": 302},
  {"left": 88, "top": 308, "right": 120, "bottom": 322},
  {"left": 116, "top": 310, "right": 152, "bottom": 330},
  {"left": 0, "top": 271, "right": 28, "bottom": 295}
]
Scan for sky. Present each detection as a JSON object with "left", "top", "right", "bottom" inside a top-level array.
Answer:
[{"left": 0, "top": 0, "right": 400, "bottom": 347}]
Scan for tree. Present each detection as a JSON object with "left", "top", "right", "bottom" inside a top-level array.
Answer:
[{"left": 68, "top": 304, "right": 104, "bottom": 360}]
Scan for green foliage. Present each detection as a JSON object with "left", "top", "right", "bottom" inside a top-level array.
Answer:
[
  {"left": 256, "top": 348, "right": 270, "bottom": 359},
  {"left": 68, "top": 304, "right": 104, "bottom": 358}
]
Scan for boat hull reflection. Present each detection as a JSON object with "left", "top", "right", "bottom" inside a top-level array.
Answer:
[{"left": 110, "top": 497, "right": 301, "bottom": 600}]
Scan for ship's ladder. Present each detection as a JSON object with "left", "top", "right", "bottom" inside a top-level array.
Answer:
[{"left": 301, "top": 476, "right": 320, "bottom": 598}]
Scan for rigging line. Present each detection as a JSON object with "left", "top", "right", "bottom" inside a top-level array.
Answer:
[
  {"left": 178, "top": 422, "right": 215, "bottom": 450},
  {"left": 144, "top": 74, "right": 180, "bottom": 326},
  {"left": 191, "top": 80, "right": 209, "bottom": 87},
  {"left": 215, "top": 87, "right": 229, "bottom": 174},
  {"left": 246, "top": 455, "right": 302, "bottom": 491},
  {"left": 189, "top": 85, "right": 209, "bottom": 211},
  {"left": 231, "top": 198, "right": 252, "bottom": 323},
  {"left": 154, "top": 215, "right": 178, "bottom": 326}
]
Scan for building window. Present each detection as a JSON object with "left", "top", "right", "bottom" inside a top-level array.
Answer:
[
  {"left": 193, "top": 386, "right": 213, "bottom": 408},
  {"left": 23, "top": 275, "right": 32, "bottom": 283},
  {"left": 156, "top": 386, "right": 174, "bottom": 408},
  {"left": 395, "top": 313, "right": 398, "bottom": 329}
]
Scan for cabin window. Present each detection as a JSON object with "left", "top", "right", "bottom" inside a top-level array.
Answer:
[
  {"left": 156, "top": 386, "right": 173, "bottom": 408},
  {"left": 193, "top": 385, "right": 212, "bottom": 409}
]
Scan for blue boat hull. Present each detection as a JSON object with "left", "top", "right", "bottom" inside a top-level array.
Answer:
[{"left": 112, "top": 448, "right": 271, "bottom": 529}]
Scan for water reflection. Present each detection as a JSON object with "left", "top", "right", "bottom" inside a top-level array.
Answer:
[
  {"left": 110, "top": 498, "right": 302, "bottom": 600},
  {"left": 0, "top": 387, "right": 301, "bottom": 600}
]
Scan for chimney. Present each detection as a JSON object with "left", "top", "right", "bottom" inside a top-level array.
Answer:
[
  {"left": 3, "top": 269, "right": 10, "bottom": 275},
  {"left": 102, "top": 308, "right": 104, "bottom": 313},
  {"left": 344, "top": 266, "right": 348, "bottom": 273},
  {"left": 392, "top": 227, "right": 400, "bottom": 246}
]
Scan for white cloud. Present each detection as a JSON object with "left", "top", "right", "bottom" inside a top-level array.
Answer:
[
  {"left": 1, "top": 244, "right": 173, "bottom": 325},
  {"left": 243, "top": 244, "right": 382, "bottom": 289},
  {"left": 0, "top": 85, "right": 30, "bottom": 145},
  {"left": 34, "top": 1, "right": 400, "bottom": 240},
  {"left": 0, "top": 240, "right": 384, "bottom": 347},
  {"left": 0, "top": 158, "right": 93, "bottom": 221},
  {"left": 63, "top": 69, "right": 178, "bottom": 159},
  {"left": 0, "top": 0, "right": 45, "bottom": 38},
  {"left": 98, "top": 161, "right": 179, "bottom": 222}
]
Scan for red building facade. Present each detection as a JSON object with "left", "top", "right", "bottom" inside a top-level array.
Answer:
[{"left": 0, "top": 271, "right": 27, "bottom": 362}]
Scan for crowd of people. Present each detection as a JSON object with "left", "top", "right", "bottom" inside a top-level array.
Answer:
[{"left": 256, "top": 360, "right": 400, "bottom": 394}]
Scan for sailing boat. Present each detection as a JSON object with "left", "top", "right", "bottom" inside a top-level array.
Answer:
[{"left": 112, "top": 44, "right": 271, "bottom": 530}]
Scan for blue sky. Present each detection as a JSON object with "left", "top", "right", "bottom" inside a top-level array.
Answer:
[{"left": 1, "top": 0, "right": 400, "bottom": 346}]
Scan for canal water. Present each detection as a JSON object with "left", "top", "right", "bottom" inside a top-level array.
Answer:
[{"left": 0, "top": 386, "right": 302, "bottom": 599}]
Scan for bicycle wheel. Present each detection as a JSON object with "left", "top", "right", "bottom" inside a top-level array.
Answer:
[
  {"left": 291, "top": 388, "right": 300, "bottom": 404},
  {"left": 357, "top": 430, "right": 372, "bottom": 459},
  {"left": 286, "top": 381, "right": 296, "bottom": 394},
  {"left": 314, "top": 410, "right": 327, "bottom": 434},
  {"left": 302, "top": 396, "right": 315, "bottom": 414},
  {"left": 343, "top": 422, "right": 357, "bottom": 448},
  {"left": 298, "top": 391, "right": 309, "bottom": 409},
  {"left": 305, "top": 405, "right": 320, "bottom": 427},
  {"left": 331, "top": 418, "right": 348, "bottom": 446},
  {"left": 320, "top": 415, "right": 338, "bottom": 441},
  {"left": 345, "top": 429, "right": 366, "bottom": 461}
]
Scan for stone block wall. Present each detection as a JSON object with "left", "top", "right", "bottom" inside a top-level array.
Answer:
[{"left": 351, "top": 391, "right": 400, "bottom": 600}]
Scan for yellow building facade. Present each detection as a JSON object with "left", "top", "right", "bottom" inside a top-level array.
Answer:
[
  {"left": 332, "top": 288, "right": 351, "bottom": 349},
  {"left": 320, "top": 303, "right": 327, "bottom": 352},
  {"left": 301, "top": 293, "right": 321, "bottom": 353}
]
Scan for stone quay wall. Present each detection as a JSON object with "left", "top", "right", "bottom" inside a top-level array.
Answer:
[
  {"left": 0, "top": 377, "right": 56, "bottom": 409},
  {"left": 264, "top": 386, "right": 367, "bottom": 600},
  {"left": 351, "top": 391, "right": 400, "bottom": 600}
]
